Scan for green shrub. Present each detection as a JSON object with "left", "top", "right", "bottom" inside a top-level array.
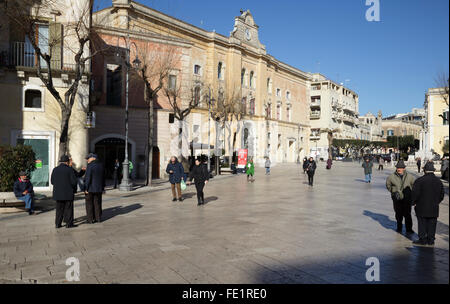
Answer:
[
  {"left": 0, "top": 145, "right": 36, "bottom": 192},
  {"left": 400, "top": 152, "right": 409, "bottom": 161}
]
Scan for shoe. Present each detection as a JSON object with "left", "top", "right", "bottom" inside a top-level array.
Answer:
[
  {"left": 413, "top": 239, "right": 427, "bottom": 245},
  {"left": 29, "top": 211, "right": 35, "bottom": 215},
  {"left": 178, "top": 198, "right": 184, "bottom": 202},
  {"left": 66, "top": 224, "right": 78, "bottom": 229},
  {"left": 406, "top": 230, "right": 415, "bottom": 234},
  {"left": 396, "top": 229, "right": 402, "bottom": 233},
  {"left": 172, "top": 198, "right": 177, "bottom": 202},
  {"left": 56, "top": 224, "right": 62, "bottom": 229},
  {"left": 427, "top": 241, "right": 435, "bottom": 246}
]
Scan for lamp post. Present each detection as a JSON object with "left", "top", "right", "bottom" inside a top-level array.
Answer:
[
  {"left": 117, "top": 35, "right": 140, "bottom": 192},
  {"left": 207, "top": 87, "right": 215, "bottom": 173}
]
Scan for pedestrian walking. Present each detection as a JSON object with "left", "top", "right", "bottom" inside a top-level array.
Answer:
[
  {"left": 84, "top": 153, "right": 105, "bottom": 224},
  {"left": 386, "top": 160, "right": 416, "bottom": 234},
  {"left": 188, "top": 158, "right": 209, "bottom": 206},
  {"left": 362, "top": 157, "right": 373, "bottom": 183},
  {"left": 326, "top": 158, "right": 332, "bottom": 170},
  {"left": 416, "top": 157, "right": 422, "bottom": 173},
  {"left": 51, "top": 155, "right": 78, "bottom": 228},
  {"left": 166, "top": 156, "right": 184, "bottom": 202},
  {"left": 113, "top": 159, "right": 120, "bottom": 189},
  {"left": 302, "top": 157, "right": 308, "bottom": 174},
  {"left": 13, "top": 171, "right": 35, "bottom": 215},
  {"left": 412, "top": 162, "right": 445, "bottom": 246},
  {"left": 378, "top": 157, "right": 385, "bottom": 171},
  {"left": 245, "top": 158, "right": 255, "bottom": 182},
  {"left": 265, "top": 157, "right": 271, "bottom": 175},
  {"left": 306, "top": 157, "right": 317, "bottom": 186},
  {"left": 441, "top": 156, "right": 449, "bottom": 181}
]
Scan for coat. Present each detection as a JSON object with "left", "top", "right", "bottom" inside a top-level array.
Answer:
[
  {"left": 265, "top": 159, "right": 271, "bottom": 168},
  {"left": 386, "top": 171, "right": 415, "bottom": 201},
  {"left": 245, "top": 162, "right": 255, "bottom": 175},
  {"left": 189, "top": 164, "right": 209, "bottom": 184},
  {"left": 362, "top": 161, "right": 373, "bottom": 174},
  {"left": 13, "top": 178, "right": 33, "bottom": 198},
  {"left": 84, "top": 160, "right": 105, "bottom": 193},
  {"left": 51, "top": 163, "right": 77, "bottom": 201},
  {"left": 166, "top": 161, "right": 184, "bottom": 184},
  {"left": 302, "top": 160, "right": 308, "bottom": 170},
  {"left": 412, "top": 173, "right": 445, "bottom": 218},
  {"left": 306, "top": 160, "right": 317, "bottom": 174}
]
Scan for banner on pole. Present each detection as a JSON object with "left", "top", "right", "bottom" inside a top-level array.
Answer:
[{"left": 237, "top": 149, "right": 248, "bottom": 168}]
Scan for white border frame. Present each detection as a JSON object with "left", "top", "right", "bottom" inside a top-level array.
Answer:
[{"left": 22, "top": 84, "right": 45, "bottom": 112}]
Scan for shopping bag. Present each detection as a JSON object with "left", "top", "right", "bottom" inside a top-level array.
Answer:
[{"left": 180, "top": 180, "right": 187, "bottom": 191}]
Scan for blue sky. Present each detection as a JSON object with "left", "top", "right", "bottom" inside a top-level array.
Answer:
[{"left": 94, "top": 0, "right": 449, "bottom": 116}]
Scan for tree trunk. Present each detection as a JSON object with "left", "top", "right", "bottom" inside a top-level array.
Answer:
[
  {"left": 59, "top": 109, "right": 70, "bottom": 158},
  {"left": 327, "top": 132, "right": 333, "bottom": 160},
  {"left": 146, "top": 97, "right": 154, "bottom": 187}
]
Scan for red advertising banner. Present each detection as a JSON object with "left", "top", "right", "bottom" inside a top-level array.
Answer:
[{"left": 237, "top": 149, "right": 248, "bottom": 168}]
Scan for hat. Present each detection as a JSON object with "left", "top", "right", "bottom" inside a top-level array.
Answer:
[
  {"left": 424, "top": 162, "right": 436, "bottom": 172},
  {"left": 85, "top": 153, "right": 97, "bottom": 159},
  {"left": 19, "top": 171, "right": 27, "bottom": 176},
  {"left": 396, "top": 160, "right": 406, "bottom": 168},
  {"left": 59, "top": 155, "right": 70, "bottom": 163}
]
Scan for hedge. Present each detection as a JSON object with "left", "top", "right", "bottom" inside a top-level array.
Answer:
[{"left": 0, "top": 145, "right": 36, "bottom": 192}]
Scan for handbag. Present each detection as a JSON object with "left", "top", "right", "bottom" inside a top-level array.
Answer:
[{"left": 180, "top": 180, "right": 187, "bottom": 191}]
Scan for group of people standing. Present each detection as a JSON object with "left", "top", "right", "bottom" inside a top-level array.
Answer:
[{"left": 50, "top": 153, "right": 105, "bottom": 228}]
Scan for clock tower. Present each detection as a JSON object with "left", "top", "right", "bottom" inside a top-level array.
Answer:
[{"left": 230, "top": 10, "right": 264, "bottom": 50}]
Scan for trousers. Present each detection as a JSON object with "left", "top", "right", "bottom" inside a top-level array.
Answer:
[
  {"left": 86, "top": 192, "right": 102, "bottom": 223},
  {"left": 393, "top": 199, "right": 413, "bottom": 231},
  {"left": 195, "top": 182, "right": 205, "bottom": 203},
  {"left": 55, "top": 200, "right": 74, "bottom": 227},
  {"left": 307, "top": 172, "right": 314, "bottom": 185},
  {"left": 171, "top": 183, "right": 182, "bottom": 199},
  {"left": 417, "top": 216, "right": 437, "bottom": 242},
  {"left": 18, "top": 193, "right": 34, "bottom": 211}
]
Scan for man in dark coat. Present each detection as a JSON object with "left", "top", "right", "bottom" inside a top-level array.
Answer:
[
  {"left": 84, "top": 153, "right": 105, "bottom": 223},
  {"left": 113, "top": 159, "right": 120, "bottom": 189},
  {"left": 412, "top": 162, "right": 445, "bottom": 246},
  {"left": 306, "top": 157, "right": 317, "bottom": 186},
  {"left": 166, "top": 156, "right": 184, "bottom": 202},
  {"left": 188, "top": 158, "right": 209, "bottom": 206},
  {"left": 13, "top": 171, "right": 35, "bottom": 215},
  {"left": 51, "top": 155, "right": 78, "bottom": 228}
]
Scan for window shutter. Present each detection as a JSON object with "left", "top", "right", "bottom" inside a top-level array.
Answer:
[{"left": 49, "top": 22, "right": 63, "bottom": 70}]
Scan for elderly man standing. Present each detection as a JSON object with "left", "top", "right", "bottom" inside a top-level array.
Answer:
[
  {"left": 386, "top": 160, "right": 416, "bottom": 234},
  {"left": 412, "top": 162, "right": 445, "bottom": 246},
  {"left": 13, "top": 171, "right": 35, "bottom": 215},
  {"left": 51, "top": 155, "right": 78, "bottom": 228},
  {"left": 84, "top": 153, "right": 105, "bottom": 224}
]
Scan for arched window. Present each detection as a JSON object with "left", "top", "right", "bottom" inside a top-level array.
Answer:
[
  {"left": 249, "top": 98, "right": 255, "bottom": 115},
  {"left": 194, "top": 86, "right": 201, "bottom": 105},
  {"left": 267, "top": 78, "right": 272, "bottom": 94},
  {"left": 241, "top": 68, "right": 246, "bottom": 86},
  {"left": 250, "top": 71, "right": 255, "bottom": 89},
  {"left": 244, "top": 129, "right": 249, "bottom": 149}
]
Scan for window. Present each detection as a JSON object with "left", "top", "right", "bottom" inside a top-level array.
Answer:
[
  {"left": 242, "top": 97, "right": 247, "bottom": 114},
  {"left": 276, "top": 88, "right": 281, "bottom": 97},
  {"left": 194, "top": 86, "right": 201, "bottom": 106},
  {"left": 276, "top": 104, "right": 281, "bottom": 120},
  {"left": 286, "top": 91, "right": 291, "bottom": 100},
  {"left": 249, "top": 98, "right": 255, "bottom": 115},
  {"left": 382, "top": 130, "right": 384, "bottom": 136},
  {"left": 287, "top": 106, "right": 291, "bottom": 122},
  {"left": 106, "top": 64, "right": 122, "bottom": 106},
  {"left": 194, "top": 64, "right": 201, "bottom": 75},
  {"left": 218, "top": 62, "right": 223, "bottom": 80},
  {"left": 443, "top": 110, "right": 449, "bottom": 125},
  {"left": 267, "top": 78, "right": 272, "bottom": 94},
  {"left": 241, "top": 68, "right": 246, "bottom": 86},
  {"left": 266, "top": 103, "right": 272, "bottom": 118},
  {"left": 387, "top": 130, "right": 394, "bottom": 136},
  {"left": 250, "top": 71, "right": 255, "bottom": 89},
  {"left": 169, "top": 113, "right": 175, "bottom": 123},
  {"left": 168, "top": 75, "right": 177, "bottom": 90},
  {"left": 24, "top": 89, "right": 42, "bottom": 109}
]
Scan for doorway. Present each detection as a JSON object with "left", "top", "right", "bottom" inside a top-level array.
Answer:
[
  {"left": 152, "top": 146, "right": 160, "bottom": 179},
  {"left": 95, "top": 137, "right": 131, "bottom": 179}
]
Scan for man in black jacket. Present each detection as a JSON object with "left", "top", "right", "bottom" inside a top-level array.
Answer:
[
  {"left": 84, "top": 153, "right": 105, "bottom": 223},
  {"left": 188, "top": 158, "right": 209, "bottom": 206},
  {"left": 412, "top": 162, "right": 445, "bottom": 246},
  {"left": 13, "top": 171, "right": 35, "bottom": 215},
  {"left": 306, "top": 157, "right": 317, "bottom": 186},
  {"left": 51, "top": 155, "right": 78, "bottom": 228}
]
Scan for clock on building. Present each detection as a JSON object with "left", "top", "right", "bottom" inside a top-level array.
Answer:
[{"left": 245, "top": 28, "right": 251, "bottom": 40}]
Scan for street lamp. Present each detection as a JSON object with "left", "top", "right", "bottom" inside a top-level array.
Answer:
[
  {"left": 207, "top": 87, "right": 215, "bottom": 173},
  {"left": 116, "top": 35, "right": 139, "bottom": 192}
]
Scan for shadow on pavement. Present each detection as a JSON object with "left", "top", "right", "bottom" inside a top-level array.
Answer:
[
  {"left": 363, "top": 210, "right": 416, "bottom": 240},
  {"left": 101, "top": 203, "right": 142, "bottom": 221},
  {"left": 203, "top": 196, "right": 218, "bottom": 205},
  {"left": 182, "top": 192, "right": 197, "bottom": 199}
]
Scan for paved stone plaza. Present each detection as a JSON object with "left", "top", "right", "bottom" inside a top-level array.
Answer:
[{"left": 0, "top": 162, "right": 448, "bottom": 284}]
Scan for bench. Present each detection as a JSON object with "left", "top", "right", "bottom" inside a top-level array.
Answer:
[{"left": 0, "top": 192, "right": 26, "bottom": 211}]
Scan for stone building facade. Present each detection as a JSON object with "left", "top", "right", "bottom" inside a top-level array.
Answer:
[
  {"left": 423, "top": 88, "right": 449, "bottom": 156},
  {"left": 92, "top": 0, "right": 311, "bottom": 179},
  {"left": 0, "top": 0, "right": 90, "bottom": 190},
  {"left": 359, "top": 111, "right": 383, "bottom": 141},
  {"left": 308, "top": 73, "right": 359, "bottom": 158}
]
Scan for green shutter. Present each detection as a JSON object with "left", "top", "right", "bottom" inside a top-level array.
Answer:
[{"left": 49, "top": 22, "right": 62, "bottom": 70}]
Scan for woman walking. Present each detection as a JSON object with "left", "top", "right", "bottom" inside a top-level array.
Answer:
[
  {"left": 166, "top": 156, "right": 185, "bottom": 202},
  {"left": 326, "top": 158, "right": 332, "bottom": 170},
  {"left": 245, "top": 158, "right": 255, "bottom": 182},
  {"left": 306, "top": 157, "right": 317, "bottom": 186},
  {"left": 265, "top": 157, "right": 271, "bottom": 175},
  {"left": 188, "top": 158, "right": 209, "bottom": 206}
]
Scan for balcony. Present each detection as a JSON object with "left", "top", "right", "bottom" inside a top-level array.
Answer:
[
  {"left": 1, "top": 42, "right": 83, "bottom": 71},
  {"left": 310, "top": 111, "right": 321, "bottom": 119},
  {"left": 310, "top": 99, "right": 321, "bottom": 108},
  {"left": 310, "top": 134, "right": 321, "bottom": 141}
]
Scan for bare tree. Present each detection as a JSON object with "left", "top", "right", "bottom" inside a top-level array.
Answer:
[
  {"left": 132, "top": 42, "right": 180, "bottom": 186},
  {"left": 435, "top": 72, "right": 449, "bottom": 106},
  {"left": 164, "top": 79, "right": 203, "bottom": 158},
  {"left": 4, "top": 0, "right": 100, "bottom": 157}
]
